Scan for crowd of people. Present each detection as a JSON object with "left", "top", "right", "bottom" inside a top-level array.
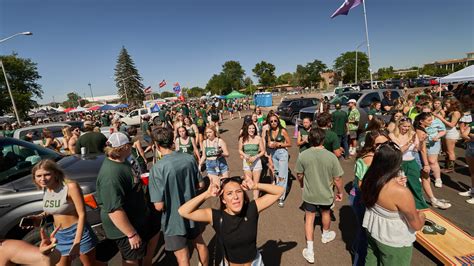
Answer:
[{"left": 0, "top": 83, "right": 472, "bottom": 266}]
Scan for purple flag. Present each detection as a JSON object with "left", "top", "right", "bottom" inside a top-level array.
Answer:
[{"left": 330, "top": 0, "right": 362, "bottom": 18}]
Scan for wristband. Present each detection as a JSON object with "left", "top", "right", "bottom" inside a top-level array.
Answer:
[{"left": 127, "top": 232, "right": 137, "bottom": 239}]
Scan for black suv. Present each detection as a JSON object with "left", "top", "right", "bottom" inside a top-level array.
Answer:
[{"left": 277, "top": 97, "right": 318, "bottom": 124}]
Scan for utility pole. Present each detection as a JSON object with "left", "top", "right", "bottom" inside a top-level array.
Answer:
[{"left": 88, "top": 82, "right": 94, "bottom": 101}]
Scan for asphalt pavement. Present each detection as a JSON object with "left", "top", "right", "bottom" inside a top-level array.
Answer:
[{"left": 111, "top": 110, "right": 473, "bottom": 266}]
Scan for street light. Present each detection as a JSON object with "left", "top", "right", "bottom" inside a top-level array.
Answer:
[
  {"left": 117, "top": 75, "right": 139, "bottom": 105},
  {"left": 88, "top": 82, "right": 94, "bottom": 102},
  {"left": 355, "top": 41, "right": 366, "bottom": 85},
  {"left": 0, "top": 31, "right": 33, "bottom": 125}
]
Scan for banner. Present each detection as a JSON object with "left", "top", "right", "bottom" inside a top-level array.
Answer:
[{"left": 159, "top": 80, "right": 166, "bottom": 88}]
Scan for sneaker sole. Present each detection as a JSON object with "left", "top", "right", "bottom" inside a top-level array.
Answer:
[
  {"left": 321, "top": 236, "right": 336, "bottom": 244},
  {"left": 302, "top": 249, "right": 314, "bottom": 264}
]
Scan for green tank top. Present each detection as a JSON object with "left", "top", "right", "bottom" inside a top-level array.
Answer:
[
  {"left": 178, "top": 138, "right": 194, "bottom": 154},
  {"left": 269, "top": 128, "right": 285, "bottom": 143},
  {"left": 186, "top": 126, "right": 196, "bottom": 138},
  {"left": 205, "top": 139, "right": 220, "bottom": 157},
  {"left": 243, "top": 144, "right": 259, "bottom": 156}
]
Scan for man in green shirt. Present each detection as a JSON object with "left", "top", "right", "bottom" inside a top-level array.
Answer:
[
  {"left": 140, "top": 115, "right": 152, "bottom": 143},
  {"left": 96, "top": 132, "right": 157, "bottom": 264},
  {"left": 74, "top": 121, "right": 107, "bottom": 154},
  {"left": 347, "top": 99, "right": 360, "bottom": 156},
  {"left": 149, "top": 127, "right": 208, "bottom": 265},
  {"left": 331, "top": 103, "right": 349, "bottom": 159},
  {"left": 316, "top": 112, "right": 342, "bottom": 157},
  {"left": 297, "top": 117, "right": 312, "bottom": 153},
  {"left": 295, "top": 128, "right": 344, "bottom": 263}
]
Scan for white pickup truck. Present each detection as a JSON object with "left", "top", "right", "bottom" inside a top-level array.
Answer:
[{"left": 120, "top": 108, "right": 160, "bottom": 126}]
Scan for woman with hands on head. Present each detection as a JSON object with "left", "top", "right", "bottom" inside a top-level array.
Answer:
[{"left": 178, "top": 177, "right": 284, "bottom": 266}]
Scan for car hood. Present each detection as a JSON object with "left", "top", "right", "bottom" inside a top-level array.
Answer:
[{"left": 0, "top": 154, "right": 105, "bottom": 195}]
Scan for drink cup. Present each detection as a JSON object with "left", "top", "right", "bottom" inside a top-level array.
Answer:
[
  {"left": 140, "top": 173, "right": 150, "bottom": 186},
  {"left": 81, "top": 147, "right": 86, "bottom": 155}
]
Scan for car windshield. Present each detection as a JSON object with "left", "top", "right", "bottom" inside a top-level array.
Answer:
[
  {"left": 0, "top": 139, "right": 63, "bottom": 185},
  {"left": 330, "top": 92, "right": 362, "bottom": 105}
]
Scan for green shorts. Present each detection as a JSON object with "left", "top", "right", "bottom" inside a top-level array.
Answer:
[{"left": 366, "top": 233, "right": 413, "bottom": 266}]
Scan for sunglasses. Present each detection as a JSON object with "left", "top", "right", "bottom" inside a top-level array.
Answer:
[
  {"left": 399, "top": 116, "right": 411, "bottom": 123},
  {"left": 270, "top": 120, "right": 279, "bottom": 123},
  {"left": 375, "top": 140, "right": 401, "bottom": 151}
]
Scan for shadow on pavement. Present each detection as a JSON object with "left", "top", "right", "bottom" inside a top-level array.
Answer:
[
  {"left": 338, "top": 205, "right": 357, "bottom": 253},
  {"left": 260, "top": 239, "right": 298, "bottom": 265}
]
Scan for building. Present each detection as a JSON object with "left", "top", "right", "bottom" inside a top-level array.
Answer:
[
  {"left": 425, "top": 52, "right": 474, "bottom": 72},
  {"left": 83, "top": 94, "right": 120, "bottom": 103}
]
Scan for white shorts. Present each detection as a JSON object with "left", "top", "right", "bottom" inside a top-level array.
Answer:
[
  {"left": 243, "top": 158, "right": 262, "bottom": 171},
  {"left": 445, "top": 127, "right": 460, "bottom": 140}
]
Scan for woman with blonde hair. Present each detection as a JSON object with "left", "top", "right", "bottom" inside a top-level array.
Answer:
[
  {"left": 61, "top": 127, "right": 73, "bottom": 154},
  {"left": 199, "top": 125, "right": 230, "bottom": 186},
  {"left": 25, "top": 159, "right": 98, "bottom": 266}
]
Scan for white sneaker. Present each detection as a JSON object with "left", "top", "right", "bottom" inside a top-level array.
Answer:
[
  {"left": 431, "top": 199, "right": 452, "bottom": 209},
  {"left": 302, "top": 248, "right": 315, "bottom": 264},
  {"left": 321, "top": 231, "right": 336, "bottom": 243},
  {"left": 434, "top": 179, "right": 443, "bottom": 188},
  {"left": 467, "top": 198, "right": 474, "bottom": 204},
  {"left": 458, "top": 190, "right": 472, "bottom": 197}
]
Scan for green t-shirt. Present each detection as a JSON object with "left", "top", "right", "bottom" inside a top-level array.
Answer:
[
  {"left": 347, "top": 108, "right": 360, "bottom": 131},
  {"left": 159, "top": 109, "right": 166, "bottom": 121},
  {"left": 101, "top": 116, "right": 110, "bottom": 127},
  {"left": 353, "top": 158, "right": 369, "bottom": 191},
  {"left": 2, "top": 129, "right": 14, "bottom": 138},
  {"left": 149, "top": 152, "right": 203, "bottom": 236},
  {"left": 367, "top": 108, "right": 382, "bottom": 116},
  {"left": 295, "top": 148, "right": 344, "bottom": 205},
  {"left": 181, "top": 106, "right": 190, "bottom": 116},
  {"left": 299, "top": 127, "right": 311, "bottom": 153},
  {"left": 96, "top": 158, "right": 149, "bottom": 239},
  {"left": 331, "top": 110, "right": 348, "bottom": 136},
  {"left": 323, "top": 129, "right": 340, "bottom": 152},
  {"left": 141, "top": 121, "right": 150, "bottom": 137},
  {"left": 74, "top": 131, "right": 107, "bottom": 154}
]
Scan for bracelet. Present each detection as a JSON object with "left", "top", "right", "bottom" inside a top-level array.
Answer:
[{"left": 127, "top": 232, "right": 137, "bottom": 239}]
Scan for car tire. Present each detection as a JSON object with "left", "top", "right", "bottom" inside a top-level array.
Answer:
[{"left": 291, "top": 114, "right": 298, "bottom": 125}]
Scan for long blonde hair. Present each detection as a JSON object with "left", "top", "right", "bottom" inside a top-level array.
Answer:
[
  {"left": 393, "top": 118, "right": 415, "bottom": 139},
  {"left": 31, "top": 159, "right": 67, "bottom": 189}
]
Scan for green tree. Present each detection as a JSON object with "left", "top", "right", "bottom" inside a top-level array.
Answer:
[
  {"left": 114, "top": 46, "right": 145, "bottom": 107},
  {"left": 376, "top": 66, "right": 395, "bottom": 80},
  {"left": 295, "top": 59, "right": 327, "bottom": 88},
  {"left": 205, "top": 73, "right": 227, "bottom": 95},
  {"left": 334, "top": 51, "right": 369, "bottom": 84},
  {"left": 160, "top": 91, "right": 176, "bottom": 98},
  {"left": 62, "top": 92, "right": 87, "bottom": 108},
  {"left": 252, "top": 61, "right": 276, "bottom": 89},
  {"left": 0, "top": 54, "right": 43, "bottom": 118},
  {"left": 276, "top": 72, "right": 293, "bottom": 85},
  {"left": 187, "top": 86, "right": 205, "bottom": 98},
  {"left": 221, "top": 60, "right": 246, "bottom": 93}
]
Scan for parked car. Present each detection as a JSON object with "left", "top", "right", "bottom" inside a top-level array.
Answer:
[
  {"left": 298, "top": 89, "right": 402, "bottom": 130},
  {"left": 13, "top": 123, "right": 71, "bottom": 145},
  {"left": 277, "top": 97, "right": 319, "bottom": 124},
  {"left": 120, "top": 107, "right": 160, "bottom": 126},
  {"left": 0, "top": 137, "right": 106, "bottom": 245}
]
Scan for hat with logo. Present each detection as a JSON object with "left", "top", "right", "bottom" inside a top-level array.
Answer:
[{"left": 107, "top": 132, "right": 130, "bottom": 148}]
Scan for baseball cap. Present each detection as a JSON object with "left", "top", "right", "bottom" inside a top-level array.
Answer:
[
  {"left": 348, "top": 99, "right": 357, "bottom": 104},
  {"left": 107, "top": 132, "right": 130, "bottom": 148}
]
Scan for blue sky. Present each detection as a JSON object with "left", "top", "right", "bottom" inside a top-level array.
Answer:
[{"left": 1, "top": 0, "right": 473, "bottom": 104}]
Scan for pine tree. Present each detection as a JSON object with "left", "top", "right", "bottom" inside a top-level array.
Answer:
[{"left": 114, "top": 46, "right": 145, "bottom": 107}]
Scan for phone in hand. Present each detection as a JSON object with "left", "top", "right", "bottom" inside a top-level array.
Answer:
[{"left": 19, "top": 217, "right": 36, "bottom": 228}]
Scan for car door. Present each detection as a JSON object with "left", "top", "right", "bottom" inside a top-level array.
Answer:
[{"left": 359, "top": 92, "right": 381, "bottom": 110}]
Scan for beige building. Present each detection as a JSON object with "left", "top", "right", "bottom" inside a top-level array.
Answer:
[{"left": 425, "top": 52, "right": 474, "bottom": 71}]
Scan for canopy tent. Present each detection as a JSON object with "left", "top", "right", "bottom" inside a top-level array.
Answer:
[
  {"left": 64, "top": 107, "right": 76, "bottom": 113},
  {"left": 211, "top": 94, "right": 225, "bottom": 99},
  {"left": 55, "top": 106, "right": 65, "bottom": 111},
  {"left": 88, "top": 105, "right": 101, "bottom": 111},
  {"left": 69, "top": 106, "right": 87, "bottom": 113},
  {"left": 114, "top": 103, "right": 129, "bottom": 109},
  {"left": 226, "top": 90, "right": 247, "bottom": 99},
  {"left": 150, "top": 104, "right": 160, "bottom": 113},
  {"left": 439, "top": 65, "right": 474, "bottom": 83},
  {"left": 100, "top": 104, "right": 115, "bottom": 111}
]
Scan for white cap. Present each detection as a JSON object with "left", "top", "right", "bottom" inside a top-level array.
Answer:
[
  {"left": 107, "top": 132, "right": 130, "bottom": 148},
  {"left": 348, "top": 99, "right": 357, "bottom": 104}
]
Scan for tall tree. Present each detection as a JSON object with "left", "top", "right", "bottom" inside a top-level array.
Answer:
[
  {"left": 334, "top": 51, "right": 369, "bottom": 84},
  {"left": 295, "top": 59, "right": 327, "bottom": 88},
  {"left": 221, "top": 60, "right": 245, "bottom": 93},
  {"left": 114, "top": 46, "right": 145, "bottom": 107},
  {"left": 252, "top": 61, "right": 277, "bottom": 89},
  {"left": 276, "top": 72, "right": 294, "bottom": 85},
  {"left": 186, "top": 86, "right": 205, "bottom": 98},
  {"left": 62, "top": 92, "right": 87, "bottom": 108},
  {"left": 0, "top": 54, "right": 42, "bottom": 118},
  {"left": 376, "top": 66, "right": 395, "bottom": 80},
  {"left": 205, "top": 74, "right": 227, "bottom": 95}
]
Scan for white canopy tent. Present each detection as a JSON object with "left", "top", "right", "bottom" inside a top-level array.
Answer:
[
  {"left": 439, "top": 65, "right": 474, "bottom": 83},
  {"left": 69, "top": 106, "right": 88, "bottom": 113}
]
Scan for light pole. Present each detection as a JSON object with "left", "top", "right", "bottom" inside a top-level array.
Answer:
[
  {"left": 355, "top": 41, "right": 366, "bottom": 85},
  {"left": 88, "top": 82, "right": 94, "bottom": 102},
  {"left": 0, "top": 31, "right": 33, "bottom": 125}
]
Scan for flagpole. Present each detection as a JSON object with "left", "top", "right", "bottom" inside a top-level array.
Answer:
[{"left": 362, "top": 0, "right": 374, "bottom": 89}]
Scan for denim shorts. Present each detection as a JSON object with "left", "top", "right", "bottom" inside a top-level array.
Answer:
[
  {"left": 55, "top": 223, "right": 98, "bottom": 256},
  {"left": 243, "top": 158, "right": 262, "bottom": 171},
  {"left": 206, "top": 157, "right": 229, "bottom": 175},
  {"left": 427, "top": 141, "right": 441, "bottom": 155}
]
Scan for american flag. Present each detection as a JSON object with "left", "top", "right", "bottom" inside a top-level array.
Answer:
[
  {"left": 143, "top": 86, "right": 152, "bottom": 94},
  {"left": 159, "top": 80, "right": 166, "bottom": 88}
]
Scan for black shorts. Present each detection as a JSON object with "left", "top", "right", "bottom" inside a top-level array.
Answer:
[
  {"left": 114, "top": 235, "right": 148, "bottom": 261},
  {"left": 303, "top": 202, "right": 332, "bottom": 212},
  {"left": 163, "top": 226, "right": 202, "bottom": 251}
]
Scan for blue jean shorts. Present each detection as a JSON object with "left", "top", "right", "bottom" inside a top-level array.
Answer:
[
  {"left": 55, "top": 223, "right": 98, "bottom": 256},
  {"left": 427, "top": 141, "right": 441, "bottom": 155},
  {"left": 206, "top": 157, "right": 229, "bottom": 175}
]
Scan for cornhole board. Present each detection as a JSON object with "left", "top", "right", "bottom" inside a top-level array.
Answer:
[{"left": 416, "top": 209, "right": 474, "bottom": 265}]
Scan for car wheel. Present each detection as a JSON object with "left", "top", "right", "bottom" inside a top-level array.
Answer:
[{"left": 291, "top": 114, "right": 298, "bottom": 125}]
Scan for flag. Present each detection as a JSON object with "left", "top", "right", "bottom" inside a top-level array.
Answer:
[
  {"left": 143, "top": 86, "right": 152, "bottom": 94},
  {"left": 330, "top": 0, "right": 362, "bottom": 18},
  {"left": 173, "top": 82, "right": 181, "bottom": 95},
  {"left": 159, "top": 80, "right": 166, "bottom": 88}
]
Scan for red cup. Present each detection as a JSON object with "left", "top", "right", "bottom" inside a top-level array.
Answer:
[{"left": 140, "top": 173, "right": 149, "bottom": 186}]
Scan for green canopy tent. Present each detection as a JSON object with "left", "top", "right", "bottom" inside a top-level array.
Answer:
[{"left": 225, "top": 90, "right": 247, "bottom": 99}]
